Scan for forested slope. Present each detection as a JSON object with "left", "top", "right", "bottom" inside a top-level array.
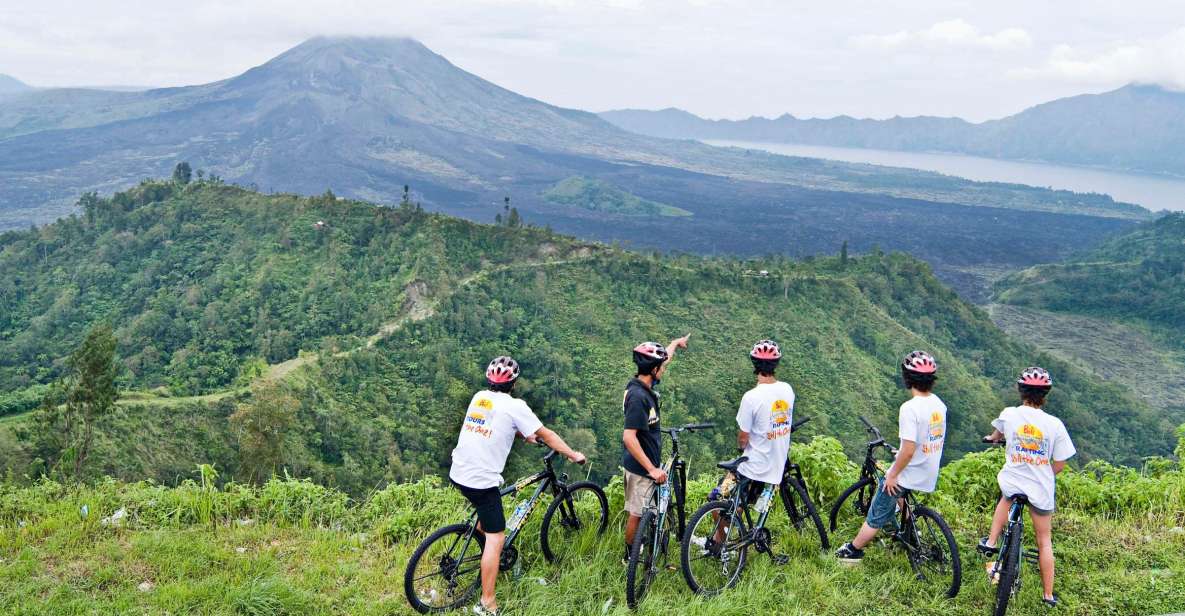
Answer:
[{"left": 0, "top": 182, "right": 1172, "bottom": 491}]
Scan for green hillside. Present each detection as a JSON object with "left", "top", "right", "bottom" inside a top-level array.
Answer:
[
  {"left": 542, "top": 176, "right": 691, "bottom": 217},
  {"left": 995, "top": 213, "right": 1185, "bottom": 336},
  {"left": 992, "top": 213, "right": 1185, "bottom": 416},
  {"left": 2, "top": 437, "right": 1183, "bottom": 615},
  {"left": 0, "top": 181, "right": 1173, "bottom": 490}
]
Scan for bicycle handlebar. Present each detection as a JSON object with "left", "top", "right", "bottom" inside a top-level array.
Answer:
[
  {"left": 790, "top": 417, "right": 810, "bottom": 432},
  {"left": 983, "top": 437, "right": 1005, "bottom": 447},
  {"left": 859, "top": 415, "right": 884, "bottom": 441},
  {"left": 664, "top": 422, "right": 717, "bottom": 437}
]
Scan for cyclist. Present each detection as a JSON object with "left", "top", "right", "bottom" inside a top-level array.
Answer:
[
  {"left": 836, "top": 351, "right": 947, "bottom": 563},
  {"left": 622, "top": 335, "right": 691, "bottom": 563},
  {"left": 978, "top": 367, "right": 1076, "bottom": 608},
  {"left": 699, "top": 340, "right": 796, "bottom": 555},
  {"left": 449, "top": 356, "right": 586, "bottom": 616}
]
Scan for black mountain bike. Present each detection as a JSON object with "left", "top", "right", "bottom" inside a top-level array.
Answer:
[
  {"left": 829, "top": 416, "right": 962, "bottom": 598},
  {"left": 981, "top": 438, "right": 1042, "bottom": 616},
  {"left": 778, "top": 417, "right": 829, "bottom": 551},
  {"left": 626, "top": 422, "right": 715, "bottom": 609},
  {"left": 403, "top": 445, "right": 608, "bottom": 613}
]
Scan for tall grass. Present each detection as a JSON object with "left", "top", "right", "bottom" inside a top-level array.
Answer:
[{"left": 1, "top": 438, "right": 1183, "bottom": 614}]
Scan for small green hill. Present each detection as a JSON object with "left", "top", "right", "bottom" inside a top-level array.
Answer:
[
  {"left": 992, "top": 213, "right": 1185, "bottom": 416},
  {"left": 542, "top": 176, "right": 692, "bottom": 217},
  {"left": 995, "top": 213, "right": 1185, "bottom": 332}
]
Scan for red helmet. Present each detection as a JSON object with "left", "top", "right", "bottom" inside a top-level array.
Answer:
[
  {"left": 1018, "top": 367, "right": 1052, "bottom": 387},
  {"left": 486, "top": 356, "right": 521, "bottom": 384},
  {"left": 750, "top": 339, "right": 781, "bottom": 361},
  {"left": 902, "top": 350, "right": 937, "bottom": 375},
  {"left": 633, "top": 341, "right": 668, "bottom": 371}
]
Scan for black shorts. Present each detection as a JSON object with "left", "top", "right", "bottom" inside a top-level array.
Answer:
[{"left": 452, "top": 480, "right": 506, "bottom": 533}]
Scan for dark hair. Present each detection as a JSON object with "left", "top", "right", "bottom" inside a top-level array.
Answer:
[
  {"left": 752, "top": 358, "right": 779, "bottom": 377},
  {"left": 1018, "top": 384, "right": 1049, "bottom": 406},
  {"left": 902, "top": 368, "right": 937, "bottom": 393},
  {"left": 488, "top": 379, "right": 516, "bottom": 394}
]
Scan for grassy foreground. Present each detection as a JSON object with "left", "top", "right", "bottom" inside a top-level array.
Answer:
[{"left": 2, "top": 439, "right": 1183, "bottom": 615}]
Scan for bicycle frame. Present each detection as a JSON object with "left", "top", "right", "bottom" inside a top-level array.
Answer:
[
  {"left": 447, "top": 449, "right": 569, "bottom": 567},
  {"left": 990, "top": 498, "right": 1039, "bottom": 584},
  {"left": 725, "top": 478, "right": 777, "bottom": 551}
]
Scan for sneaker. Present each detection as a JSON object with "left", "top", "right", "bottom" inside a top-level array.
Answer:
[
  {"left": 976, "top": 536, "right": 999, "bottom": 557},
  {"left": 690, "top": 535, "right": 719, "bottom": 557},
  {"left": 834, "top": 542, "right": 864, "bottom": 563},
  {"left": 473, "top": 602, "right": 501, "bottom": 616},
  {"left": 1042, "top": 593, "right": 1060, "bottom": 608}
]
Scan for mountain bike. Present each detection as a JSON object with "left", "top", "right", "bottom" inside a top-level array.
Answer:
[
  {"left": 626, "top": 422, "right": 716, "bottom": 608},
  {"left": 403, "top": 445, "right": 608, "bottom": 613},
  {"left": 678, "top": 457, "right": 790, "bottom": 596},
  {"left": 778, "top": 417, "right": 829, "bottom": 551},
  {"left": 980, "top": 438, "right": 1042, "bottom": 616},
  {"left": 829, "top": 416, "right": 962, "bottom": 598}
]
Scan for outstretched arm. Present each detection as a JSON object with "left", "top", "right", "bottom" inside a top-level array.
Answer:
[
  {"left": 665, "top": 334, "right": 691, "bottom": 365},
  {"left": 535, "top": 426, "right": 585, "bottom": 464}
]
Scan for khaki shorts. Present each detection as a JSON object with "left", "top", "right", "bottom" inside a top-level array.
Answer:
[{"left": 624, "top": 470, "right": 657, "bottom": 517}]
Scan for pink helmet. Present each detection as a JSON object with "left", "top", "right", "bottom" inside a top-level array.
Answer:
[
  {"left": 1018, "top": 366, "right": 1052, "bottom": 387},
  {"left": 902, "top": 350, "right": 937, "bottom": 375},
  {"left": 633, "top": 341, "right": 668, "bottom": 372},
  {"left": 750, "top": 339, "right": 782, "bottom": 361},
  {"left": 486, "top": 356, "right": 521, "bottom": 384}
]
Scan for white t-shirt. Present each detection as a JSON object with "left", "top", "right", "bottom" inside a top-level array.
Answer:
[
  {"left": 992, "top": 406, "right": 1076, "bottom": 512},
  {"left": 449, "top": 390, "right": 544, "bottom": 490},
  {"left": 895, "top": 394, "right": 947, "bottom": 493},
  {"left": 736, "top": 381, "right": 796, "bottom": 485}
]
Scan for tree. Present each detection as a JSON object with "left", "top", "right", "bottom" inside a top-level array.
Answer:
[
  {"left": 172, "top": 161, "right": 193, "bottom": 185},
  {"left": 230, "top": 381, "right": 300, "bottom": 483},
  {"left": 31, "top": 323, "right": 119, "bottom": 479},
  {"left": 840, "top": 240, "right": 849, "bottom": 268},
  {"left": 507, "top": 207, "right": 522, "bottom": 228}
]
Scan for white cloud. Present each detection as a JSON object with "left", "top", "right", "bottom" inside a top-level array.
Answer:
[
  {"left": 853, "top": 19, "right": 1032, "bottom": 51},
  {"left": 1010, "top": 27, "right": 1185, "bottom": 88}
]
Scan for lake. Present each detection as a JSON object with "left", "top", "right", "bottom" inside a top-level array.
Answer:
[{"left": 706, "top": 140, "right": 1185, "bottom": 213}]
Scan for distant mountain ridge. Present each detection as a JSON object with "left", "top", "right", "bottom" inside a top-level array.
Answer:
[
  {"left": 600, "top": 84, "right": 1185, "bottom": 178},
  {"left": 0, "top": 74, "right": 30, "bottom": 97},
  {"left": 0, "top": 36, "right": 1146, "bottom": 298}
]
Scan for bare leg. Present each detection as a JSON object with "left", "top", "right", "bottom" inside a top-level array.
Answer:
[
  {"left": 987, "top": 496, "right": 1011, "bottom": 546},
  {"left": 1030, "top": 510, "right": 1056, "bottom": 600},
  {"left": 625, "top": 513, "right": 641, "bottom": 553},
  {"left": 479, "top": 530, "right": 505, "bottom": 611},
  {"left": 851, "top": 522, "right": 880, "bottom": 550}
]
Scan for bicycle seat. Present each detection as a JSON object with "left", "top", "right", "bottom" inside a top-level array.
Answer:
[
  {"left": 716, "top": 456, "right": 749, "bottom": 472},
  {"left": 1008, "top": 493, "right": 1031, "bottom": 505}
]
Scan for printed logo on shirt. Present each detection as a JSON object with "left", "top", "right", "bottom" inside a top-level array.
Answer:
[
  {"left": 476, "top": 398, "right": 494, "bottom": 410},
  {"left": 766, "top": 400, "right": 792, "bottom": 440},
  {"left": 463, "top": 407, "right": 493, "bottom": 438},
  {"left": 922, "top": 411, "right": 945, "bottom": 455},
  {"left": 647, "top": 407, "right": 658, "bottom": 426},
  {"left": 1010, "top": 424, "right": 1050, "bottom": 465}
]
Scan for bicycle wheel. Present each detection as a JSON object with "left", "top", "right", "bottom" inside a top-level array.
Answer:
[
  {"left": 540, "top": 481, "right": 609, "bottom": 563},
  {"left": 911, "top": 506, "right": 962, "bottom": 598},
  {"left": 780, "top": 478, "right": 830, "bottom": 551},
  {"left": 993, "top": 525, "right": 1023, "bottom": 616},
  {"left": 404, "top": 523, "right": 485, "bottom": 614},
  {"left": 828, "top": 476, "right": 875, "bottom": 533},
  {"left": 680, "top": 500, "right": 749, "bottom": 596},
  {"left": 626, "top": 510, "right": 659, "bottom": 608}
]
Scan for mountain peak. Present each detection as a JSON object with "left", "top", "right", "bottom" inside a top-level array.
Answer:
[{"left": 0, "top": 73, "right": 31, "bottom": 95}]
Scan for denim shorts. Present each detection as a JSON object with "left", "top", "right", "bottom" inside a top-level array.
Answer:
[{"left": 865, "top": 478, "right": 910, "bottom": 530}]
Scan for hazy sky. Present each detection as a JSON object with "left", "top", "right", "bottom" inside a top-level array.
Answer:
[{"left": 2, "top": 0, "right": 1184, "bottom": 121}]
